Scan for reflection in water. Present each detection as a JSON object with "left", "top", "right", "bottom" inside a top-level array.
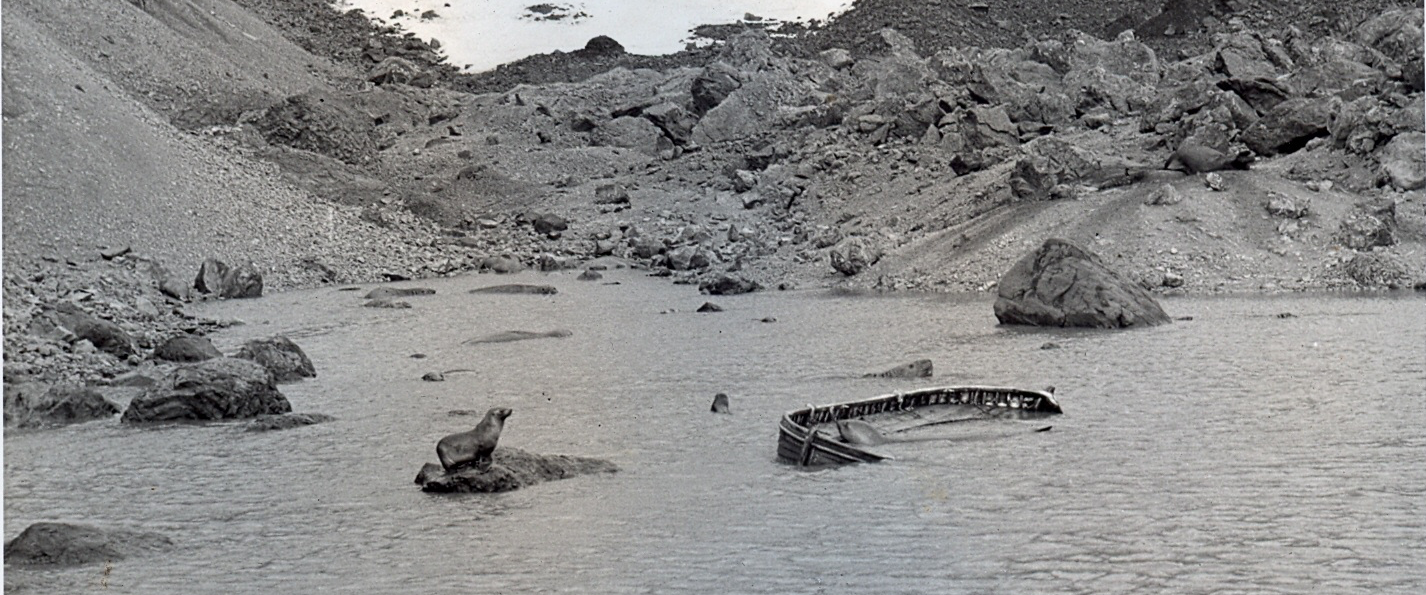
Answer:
[{"left": 5, "top": 270, "right": 1425, "bottom": 594}]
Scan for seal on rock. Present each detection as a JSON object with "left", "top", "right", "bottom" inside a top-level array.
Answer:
[
  {"left": 710, "top": 393, "right": 730, "bottom": 413},
  {"left": 437, "top": 407, "right": 512, "bottom": 472}
]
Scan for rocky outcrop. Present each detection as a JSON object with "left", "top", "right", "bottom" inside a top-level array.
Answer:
[
  {"left": 865, "top": 359, "right": 933, "bottom": 378},
  {"left": 234, "top": 335, "right": 316, "bottom": 383},
  {"left": 995, "top": 239, "right": 1171, "bottom": 328},
  {"left": 121, "top": 357, "right": 291, "bottom": 424},
  {"left": 3, "top": 382, "right": 119, "bottom": 428},
  {"left": 1343, "top": 252, "right": 1416, "bottom": 289},
  {"left": 194, "top": 258, "right": 264, "bottom": 299},
  {"left": 468, "top": 284, "right": 558, "bottom": 295},
  {"left": 4, "top": 522, "right": 173, "bottom": 566},
  {"left": 244, "top": 412, "right": 336, "bottom": 432},
  {"left": 415, "top": 447, "right": 617, "bottom": 493},
  {"left": 153, "top": 335, "right": 222, "bottom": 363}
]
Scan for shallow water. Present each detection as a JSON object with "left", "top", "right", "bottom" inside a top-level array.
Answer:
[
  {"left": 5, "top": 269, "right": 1425, "bottom": 594},
  {"left": 335, "top": 0, "right": 851, "bottom": 72}
]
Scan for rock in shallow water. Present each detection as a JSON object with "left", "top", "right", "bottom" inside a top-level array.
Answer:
[
  {"left": 415, "top": 447, "right": 618, "bottom": 493},
  {"left": 4, "top": 522, "right": 173, "bottom": 566},
  {"left": 994, "top": 238, "right": 1171, "bottom": 329},
  {"left": 121, "top": 357, "right": 290, "bottom": 424}
]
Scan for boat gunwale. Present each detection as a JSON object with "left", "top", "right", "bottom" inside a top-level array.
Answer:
[{"left": 776, "top": 385, "right": 1062, "bottom": 466}]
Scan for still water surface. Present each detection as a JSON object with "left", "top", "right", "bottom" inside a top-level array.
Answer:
[{"left": 5, "top": 269, "right": 1425, "bottom": 593}]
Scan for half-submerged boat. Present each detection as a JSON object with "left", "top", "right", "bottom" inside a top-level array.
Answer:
[{"left": 777, "top": 385, "right": 1063, "bottom": 466}]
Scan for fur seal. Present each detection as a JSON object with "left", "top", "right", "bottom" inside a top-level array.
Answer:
[
  {"left": 1164, "top": 142, "right": 1254, "bottom": 174},
  {"left": 710, "top": 393, "right": 730, "bottom": 413},
  {"left": 437, "top": 407, "right": 512, "bottom": 472},
  {"left": 835, "top": 419, "right": 892, "bottom": 446}
]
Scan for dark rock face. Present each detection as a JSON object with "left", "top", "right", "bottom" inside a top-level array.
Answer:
[
  {"left": 1241, "top": 98, "right": 1335, "bottom": 156},
  {"left": 995, "top": 239, "right": 1171, "bottom": 328},
  {"left": 699, "top": 274, "right": 761, "bottom": 295},
  {"left": 865, "top": 359, "right": 934, "bottom": 378},
  {"left": 49, "top": 304, "right": 137, "bottom": 359},
  {"left": 4, "top": 522, "right": 173, "bottom": 566},
  {"left": 468, "top": 284, "right": 558, "bottom": 295},
  {"left": 415, "top": 447, "right": 617, "bottom": 493},
  {"left": 234, "top": 336, "right": 316, "bottom": 383},
  {"left": 194, "top": 258, "right": 264, "bottom": 299},
  {"left": 121, "top": 358, "right": 291, "bottom": 424},
  {"left": 364, "top": 287, "right": 436, "bottom": 299},
  {"left": 153, "top": 335, "right": 223, "bottom": 363},
  {"left": 244, "top": 412, "right": 335, "bottom": 432},
  {"left": 3, "top": 382, "right": 120, "bottom": 428}
]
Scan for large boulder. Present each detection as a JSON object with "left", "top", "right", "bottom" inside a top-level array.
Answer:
[
  {"left": 3, "top": 382, "right": 120, "bottom": 428},
  {"left": 415, "top": 447, "right": 618, "bottom": 493},
  {"left": 4, "top": 523, "right": 173, "bottom": 566},
  {"left": 121, "top": 358, "right": 291, "bottom": 424},
  {"left": 234, "top": 335, "right": 316, "bottom": 383},
  {"left": 48, "top": 304, "right": 137, "bottom": 359},
  {"left": 995, "top": 239, "right": 1171, "bottom": 328},
  {"left": 194, "top": 258, "right": 263, "bottom": 299},
  {"left": 1378, "top": 132, "right": 1426, "bottom": 191},
  {"left": 830, "top": 237, "right": 882, "bottom": 276},
  {"left": 1241, "top": 98, "right": 1335, "bottom": 156},
  {"left": 153, "top": 335, "right": 222, "bottom": 363},
  {"left": 1343, "top": 252, "right": 1415, "bottom": 289}
]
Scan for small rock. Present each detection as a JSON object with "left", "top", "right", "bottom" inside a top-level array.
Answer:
[
  {"left": 234, "top": 335, "right": 316, "bottom": 383},
  {"left": 153, "top": 335, "right": 223, "bottom": 363},
  {"left": 422, "top": 372, "right": 446, "bottom": 382},
  {"left": 1204, "top": 173, "right": 1225, "bottom": 191},
  {"left": 696, "top": 302, "right": 724, "bottom": 313},
  {"left": 577, "top": 269, "right": 603, "bottom": 281}
]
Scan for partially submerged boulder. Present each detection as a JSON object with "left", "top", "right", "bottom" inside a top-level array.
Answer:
[
  {"left": 995, "top": 239, "right": 1171, "bottom": 328},
  {"left": 244, "top": 412, "right": 336, "bottom": 432},
  {"left": 4, "top": 522, "right": 173, "bottom": 566},
  {"left": 194, "top": 258, "right": 263, "bottom": 299},
  {"left": 364, "top": 287, "right": 436, "bottom": 300},
  {"left": 415, "top": 447, "right": 618, "bottom": 493},
  {"left": 3, "top": 382, "right": 120, "bottom": 428},
  {"left": 153, "top": 335, "right": 222, "bottom": 363},
  {"left": 468, "top": 284, "right": 558, "bottom": 295},
  {"left": 234, "top": 335, "right": 316, "bottom": 383},
  {"left": 865, "top": 359, "right": 933, "bottom": 378},
  {"left": 121, "top": 358, "right": 291, "bottom": 424}
]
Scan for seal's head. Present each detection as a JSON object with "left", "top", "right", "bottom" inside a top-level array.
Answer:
[
  {"left": 710, "top": 393, "right": 730, "bottom": 413},
  {"left": 487, "top": 407, "right": 513, "bottom": 423}
]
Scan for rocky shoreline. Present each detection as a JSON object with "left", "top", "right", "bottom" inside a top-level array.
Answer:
[{"left": 4, "top": 0, "right": 1424, "bottom": 394}]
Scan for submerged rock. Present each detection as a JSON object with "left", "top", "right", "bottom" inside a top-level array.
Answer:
[
  {"left": 234, "top": 335, "right": 316, "bottom": 383},
  {"left": 121, "top": 358, "right": 290, "bottom": 424},
  {"left": 463, "top": 329, "right": 573, "bottom": 344},
  {"left": 3, "top": 382, "right": 120, "bottom": 428},
  {"left": 364, "top": 287, "right": 436, "bottom": 299},
  {"left": 468, "top": 284, "right": 558, "bottom": 295},
  {"left": 995, "top": 239, "right": 1171, "bottom": 328},
  {"left": 415, "top": 447, "right": 618, "bottom": 493},
  {"left": 4, "top": 522, "right": 173, "bottom": 566},
  {"left": 244, "top": 412, "right": 335, "bottom": 432},
  {"left": 865, "top": 359, "right": 934, "bottom": 378}
]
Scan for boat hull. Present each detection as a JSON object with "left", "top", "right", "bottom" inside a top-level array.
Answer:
[{"left": 776, "top": 385, "right": 1062, "bottom": 466}]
